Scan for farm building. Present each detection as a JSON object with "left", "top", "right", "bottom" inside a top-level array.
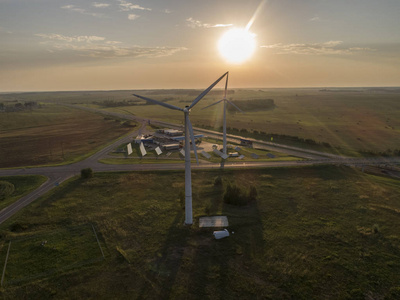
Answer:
[
  {"left": 163, "top": 143, "right": 180, "bottom": 151},
  {"left": 135, "top": 134, "right": 154, "bottom": 144},
  {"left": 164, "top": 129, "right": 183, "bottom": 136}
]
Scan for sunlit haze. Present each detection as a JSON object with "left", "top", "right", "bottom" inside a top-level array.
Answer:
[
  {"left": 1, "top": 0, "right": 400, "bottom": 91},
  {"left": 218, "top": 28, "right": 256, "bottom": 64}
]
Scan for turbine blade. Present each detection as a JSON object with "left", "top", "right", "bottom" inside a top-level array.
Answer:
[
  {"left": 188, "top": 71, "right": 228, "bottom": 110},
  {"left": 201, "top": 99, "right": 224, "bottom": 110},
  {"left": 227, "top": 99, "right": 244, "bottom": 113},
  {"left": 187, "top": 118, "right": 199, "bottom": 165},
  {"left": 224, "top": 72, "right": 229, "bottom": 99},
  {"left": 132, "top": 94, "right": 183, "bottom": 112}
]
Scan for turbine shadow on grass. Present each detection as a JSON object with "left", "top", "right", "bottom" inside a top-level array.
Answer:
[
  {"left": 178, "top": 170, "right": 267, "bottom": 298},
  {"left": 136, "top": 209, "right": 190, "bottom": 298}
]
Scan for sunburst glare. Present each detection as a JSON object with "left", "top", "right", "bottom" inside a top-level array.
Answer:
[{"left": 218, "top": 28, "right": 256, "bottom": 64}]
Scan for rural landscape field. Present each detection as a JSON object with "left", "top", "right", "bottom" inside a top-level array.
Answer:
[
  {"left": 1, "top": 0, "right": 400, "bottom": 298},
  {"left": 2, "top": 87, "right": 400, "bottom": 161},
  {"left": 1, "top": 87, "right": 400, "bottom": 299},
  {"left": 1, "top": 167, "right": 400, "bottom": 299}
]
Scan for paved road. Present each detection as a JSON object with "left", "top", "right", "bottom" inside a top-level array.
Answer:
[{"left": 1, "top": 105, "right": 399, "bottom": 224}]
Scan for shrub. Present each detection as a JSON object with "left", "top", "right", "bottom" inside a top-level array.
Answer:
[
  {"left": 214, "top": 176, "right": 223, "bottom": 186},
  {"left": 122, "top": 120, "right": 136, "bottom": 127},
  {"left": 0, "top": 181, "right": 15, "bottom": 200},
  {"left": 224, "top": 182, "right": 247, "bottom": 206},
  {"left": 224, "top": 182, "right": 258, "bottom": 206},
  {"left": 373, "top": 224, "right": 380, "bottom": 234},
  {"left": 10, "top": 223, "right": 28, "bottom": 232},
  {"left": 80, "top": 168, "right": 93, "bottom": 179}
]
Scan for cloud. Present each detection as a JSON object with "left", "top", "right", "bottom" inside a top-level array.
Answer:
[
  {"left": 92, "top": 2, "right": 110, "bottom": 8},
  {"left": 35, "top": 33, "right": 186, "bottom": 59},
  {"left": 261, "top": 41, "right": 374, "bottom": 55},
  {"left": 164, "top": 9, "right": 172, "bottom": 14},
  {"left": 0, "top": 27, "right": 12, "bottom": 34},
  {"left": 117, "top": 0, "right": 151, "bottom": 11},
  {"left": 128, "top": 14, "right": 139, "bottom": 20},
  {"left": 309, "top": 16, "right": 321, "bottom": 22},
  {"left": 61, "top": 5, "right": 105, "bottom": 17},
  {"left": 186, "top": 18, "right": 233, "bottom": 29},
  {"left": 36, "top": 33, "right": 105, "bottom": 43}
]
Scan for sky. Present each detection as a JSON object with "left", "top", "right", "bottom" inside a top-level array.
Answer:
[{"left": 1, "top": 0, "right": 400, "bottom": 91}]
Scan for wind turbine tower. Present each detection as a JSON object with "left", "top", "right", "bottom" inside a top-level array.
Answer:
[
  {"left": 202, "top": 73, "right": 244, "bottom": 156},
  {"left": 133, "top": 72, "right": 228, "bottom": 225}
]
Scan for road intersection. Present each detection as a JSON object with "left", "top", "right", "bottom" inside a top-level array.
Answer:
[{"left": 1, "top": 106, "right": 399, "bottom": 225}]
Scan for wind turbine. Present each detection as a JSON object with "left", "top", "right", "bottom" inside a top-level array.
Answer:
[
  {"left": 202, "top": 72, "right": 244, "bottom": 156},
  {"left": 133, "top": 72, "right": 228, "bottom": 225}
]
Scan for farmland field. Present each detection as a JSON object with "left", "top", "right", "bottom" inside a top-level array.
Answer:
[
  {"left": 1, "top": 166, "right": 400, "bottom": 299},
  {"left": 0, "top": 104, "right": 136, "bottom": 168},
  {"left": 3, "top": 88, "right": 398, "bottom": 156},
  {"left": 100, "top": 88, "right": 400, "bottom": 156}
]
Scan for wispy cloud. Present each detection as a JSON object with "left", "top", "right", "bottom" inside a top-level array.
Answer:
[
  {"left": 186, "top": 18, "right": 233, "bottom": 29},
  {"left": 92, "top": 2, "right": 110, "bottom": 8},
  {"left": 164, "top": 9, "right": 172, "bottom": 14},
  {"left": 35, "top": 33, "right": 105, "bottom": 43},
  {"left": 61, "top": 5, "right": 105, "bottom": 17},
  {"left": 35, "top": 33, "right": 186, "bottom": 59},
  {"left": 309, "top": 16, "right": 321, "bottom": 22},
  {"left": 117, "top": 0, "right": 151, "bottom": 11},
  {"left": 261, "top": 41, "right": 374, "bottom": 55},
  {"left": 128, "top": 14, "right": 140, "bottom": 20},
  {"left": 0, "top": 27, "right": 12, "bottom": 34}
]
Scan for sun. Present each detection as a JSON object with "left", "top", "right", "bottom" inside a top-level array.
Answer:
[{"left": 218, "top": 28, "right": 256, "bottom": 64}]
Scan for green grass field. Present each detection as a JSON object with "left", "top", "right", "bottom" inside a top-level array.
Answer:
[
  {"left": 1, "top": 166, "right": 400, "bottom": 299},
  {"left": 2, "top": 224, "right": 104, "bottom": 285},
  {"left": 0, "top": 175, "right": 47, "bottom": 211},
  {"left": 0, "top": 105, "right": 136, "bottom": 168}
]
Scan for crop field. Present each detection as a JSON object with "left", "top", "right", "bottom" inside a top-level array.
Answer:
[
  {"left": 102, "top": 88, "right": 400, "bottom": 156},
  {"left": 97, "top": 88, "right": 400, "bottom": 156},
  {"left": 1, "top": 166, "right": 400, "bottom": 299},
  {"left": 0, "top": 105, "right": 135, "bottom": 168},
  {"left": 2, "top": 88, "right": 399, "bottom": 156}
]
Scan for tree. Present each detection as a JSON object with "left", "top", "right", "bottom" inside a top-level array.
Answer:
[
  {"left": 80, "top": 168, "right": 93, "bottom": 179},
  {"left": 0, "top": 181, "right": 15, "bottom": 200},
  {"left": 224, "top": 182, "right": 247, "bottom": 206}
]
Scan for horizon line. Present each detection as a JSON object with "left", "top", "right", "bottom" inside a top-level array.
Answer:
[{"left": 1, "top": 86, "right": 400, "bottom": 94}]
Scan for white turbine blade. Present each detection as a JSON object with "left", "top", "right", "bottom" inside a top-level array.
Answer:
[
  {"left": 187, "top": 118, "right": 199, "bottom": 165},
  {"left": 224, "top": 72, "right": 229, "bottom": 99},
  {"left": 227, "top": 99, "right": 245, "bottom": 113},
  {"left": 201, "top": 99, "right": 224, "bottom": 110},
  {"left": 132, "top": 94, "right": 183, "bottom": 112},
  {"left": 188, "top": 71, "right": 228, "bottom": 110}
]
